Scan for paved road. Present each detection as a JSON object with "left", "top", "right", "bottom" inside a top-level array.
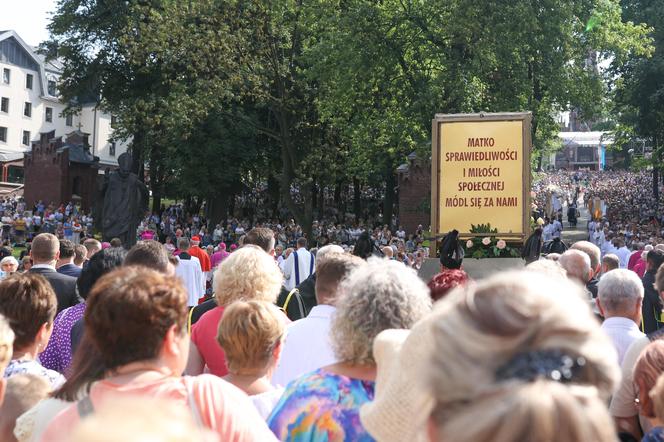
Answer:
[{"left": 562, "top": 194, "right": 590, "bottom": 245}]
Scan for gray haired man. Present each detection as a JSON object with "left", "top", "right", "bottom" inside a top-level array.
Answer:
[{"left": 597, "top": 269, "right": 645, "bottom": 364}]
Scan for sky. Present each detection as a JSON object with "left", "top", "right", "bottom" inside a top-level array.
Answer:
[{"left": 0, "top": 0, "right": 59, "bottom": 46}]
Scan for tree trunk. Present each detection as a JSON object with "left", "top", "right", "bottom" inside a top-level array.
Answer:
[
  {"left": 383, "top": 162, "right": 396, "bottom": 229},
  {"left": 151, "top": 188, "right": 161, "bottom": 214},
  {"left": 228, "top": 192, "right": 236, "bottom": 219},
  {"left": 335, "top": 181, "right": 344, "bottom": 222},
  {"left": 353, "top": 177, "right": 361, "bottom": 221},
  {"left": 130, "top": 129, "right": 145, "bottom": 177},
  {"left": 147, "top": 142, "right": 164, "bottom": 215},
  {"left": 311, "top": 183, "right": 318, "bottom": 211},
  {"left": 267, "top": 173, "right": 280, "bottom": 217},
  {"left": 318, "top": 185, "right": 325, "bottom": 218},
  {"left": 334, "top": 181, "right": 342, "bottom": 204},
  {"left": 208, "top": 192, "right": 230, "bottom": 226}
]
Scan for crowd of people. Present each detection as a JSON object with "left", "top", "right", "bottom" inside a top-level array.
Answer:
[
  {"left": 138, "top": 203, "right": 431, "bottom": 273},
  {"left": 0, "top": 221, "right": 661, "bottom": 441},
  {"left": 2, "top": 170, "right": 664, "bottom": 440},
  {"left": 533, "top": 170, "right": 664, "bottom": 246}
]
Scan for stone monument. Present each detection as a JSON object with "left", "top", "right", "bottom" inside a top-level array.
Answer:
[{"left": 96, "top": 153, "right": 149, "bottom": 248}]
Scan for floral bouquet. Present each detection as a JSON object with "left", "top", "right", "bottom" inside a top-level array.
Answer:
[{"left": 464, "top": 224, "right": 521, "bottom": 259}]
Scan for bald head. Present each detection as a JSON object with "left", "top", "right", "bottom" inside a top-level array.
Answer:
[
  {"left": 30, "top": 233, "right": 60, "bottom": 264},
  {"left": 559, "top": 249, "right": 592, "bottom": 284},
  {"left": 571, "top": 241, "right": 601, "bottom": 276}
]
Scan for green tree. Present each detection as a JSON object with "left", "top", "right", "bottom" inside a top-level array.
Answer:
[
  {"left": 310, "top": 0, "right": 651, "bottom": 200},
  {"left": 45, "top": 0, "right": 255, "bottom": 212},
  {"left": 613, "top": 0, "right": 663, "bottom": 199}
]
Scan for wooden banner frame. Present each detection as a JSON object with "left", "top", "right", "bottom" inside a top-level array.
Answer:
[{"left": 430, "top": 112, "right": 532, "bottom": 257}]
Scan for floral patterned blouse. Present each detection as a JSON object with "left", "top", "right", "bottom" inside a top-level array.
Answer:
[{"left": 267, "top": 368, "right": 375, "bottom": 441}]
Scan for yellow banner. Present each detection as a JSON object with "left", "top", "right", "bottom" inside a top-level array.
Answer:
[{"left": 438, "top": 120, "right": 524, "bottom": 235}]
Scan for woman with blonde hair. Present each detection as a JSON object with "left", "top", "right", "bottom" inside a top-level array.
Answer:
[
  {"left": 186, "top": 245, "right": 284, "bottom": 377},
  {"left": 424, "top": 271, "right": 620, "bottom": 442},
  {"left": 217, "top": 300, "right": 285, "bottom": 419}
]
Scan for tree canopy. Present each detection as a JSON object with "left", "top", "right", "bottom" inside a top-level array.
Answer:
[{"left": 45, "top": 0, "right": 652, "bottom": 231}]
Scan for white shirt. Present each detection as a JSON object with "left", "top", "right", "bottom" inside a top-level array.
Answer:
[
  {"left": 281, "top": 247, "right": 315, "bottom": 291},
  {"left": 271, "top": 305, "right": 336, "bottom": 387},
  {"left": 14, "top": 397, "right": 70, "bottom": 442},
  {"left": 175, "top": 255, "right": 205, "bottom": 307},
  {"left": 600, "top": 316, "right": 644, "bottom": 365},
  {"left": 616, "top": 246, "right": 632, "bottom": 268},
  {"left": 30, "top": 263, "right": 56, "bottom": 271},
  {"left": 250, "top": 387, "right": 285, "bottom": 420},
  {"left": 602, "top": 242, "right": 617, "bottom": 258}
]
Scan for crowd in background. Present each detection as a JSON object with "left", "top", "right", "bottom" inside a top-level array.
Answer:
[
  {"left": 2, "top": 171, "right": 664, "bottom": 440},
  {"left": 1, "top": 222, "right": 664, "bottom": 441}
]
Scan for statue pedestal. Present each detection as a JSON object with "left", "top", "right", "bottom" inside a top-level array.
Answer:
[{"left": 418, "top": 257, "right": 525, "bottom": 282}]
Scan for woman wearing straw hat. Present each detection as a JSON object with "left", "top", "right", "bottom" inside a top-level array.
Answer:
[{"left": 267, "top": 258, "right": 431, "bottom": 441}]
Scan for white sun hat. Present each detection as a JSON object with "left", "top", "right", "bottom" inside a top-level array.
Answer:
[{"left": 360, "top": 313, "right": 439, "bottom": 442}]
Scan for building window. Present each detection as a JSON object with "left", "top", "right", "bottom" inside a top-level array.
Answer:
[
  {"left": 23, "top": 102, "right": 31, "bottom": 118},
  {"left": 0, "top": 97, "right": 7, "bottom": 114},
  {"left": 66, "top": 113, "right": 73, "bottom": 127},
  {"left": 2, "top": 68, "right": 9, "bottom": 84},
  {"left": 45, "top": 107, "right": 53, "bottom": 123},
  {"left": 0, "top": 127, "right": 6, "bottom": 143},
  {"left": 22, "top": 130, "right": 30, "bottom": 146},
  {"left": 111, "top": 115, "right": 117, "bottom": 126},
  {"left": 47, "top": 80, "right": 57, "bottom": 96},
  {"left": 109, "top": 141, "right": 116, "bottom": 156},
  {"left": 26, "top": 74, "right": 33, "bottom": 90}
]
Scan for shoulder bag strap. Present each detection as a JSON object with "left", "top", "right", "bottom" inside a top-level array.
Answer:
[
  {"left": 281, "top": 288, "right": 306, "bottom": 319},
  {"left": 282, "top": 288, "right": 302, "bottom": 316},
  {"left": 292, "top": 289, "right": 306, "bottom": 318},
  {"left": 187, "top": 306, "right": 195, "bottom": 334},
  {"left": 77, "top": 395, "right": 95, "bottom": 418}
]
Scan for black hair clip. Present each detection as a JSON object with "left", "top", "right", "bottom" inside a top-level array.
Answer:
[{"left": 495, "top": 349, "right": 586, "bottom": 383}]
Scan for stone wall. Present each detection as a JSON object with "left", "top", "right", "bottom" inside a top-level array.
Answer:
[
  {"left": 24, "top": 131, "right": 99, "bottom": 210},
  {"left": 397, "top": 153, "right": 432, "bottom": 233},
  {"left": 24, "top": 131, "right": 66, "bottom": 208}
]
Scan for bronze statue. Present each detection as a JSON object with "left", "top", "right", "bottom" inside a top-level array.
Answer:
[{"left": 96, "top": 153, "right": 148, "bottom": 248}]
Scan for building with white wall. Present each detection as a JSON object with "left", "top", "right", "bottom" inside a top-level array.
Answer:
[{"left": 0, "top": 30, "right": 128, "bottom": 184}]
